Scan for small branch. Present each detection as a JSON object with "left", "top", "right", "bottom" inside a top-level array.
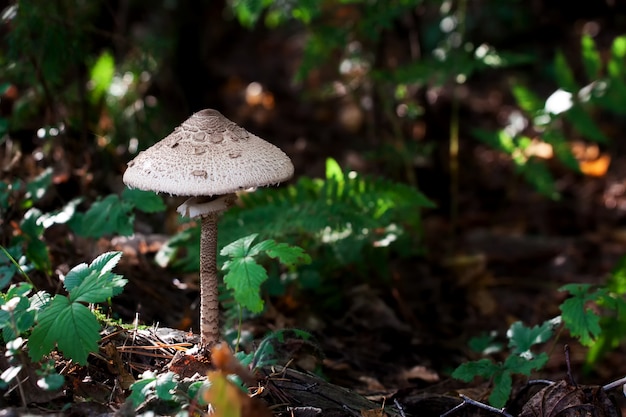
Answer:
[
  {"left": 440, "top": 395, "right": 513, "bottom": 417},
  {"left": 564, "top": 344, "right": 577, "bottom": 388},
  {"left": 394, "top": 398, "right": 406, "bottom": 417},
  {"left": 603, "top": 375, "right": 626, "bottom": 392}
]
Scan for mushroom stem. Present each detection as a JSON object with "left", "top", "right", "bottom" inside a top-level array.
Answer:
[{"left": 199, "top": 212, "right": 221, "bottom": 347}]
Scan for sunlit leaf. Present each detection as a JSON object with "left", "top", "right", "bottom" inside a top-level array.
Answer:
[
  {"left": 512, "top": 84, "right": 543, "bottom": 114},
  {"left": 581, "top": 35, "right": 601, "bottom": 80},
  {"left": 28, "top": 295, "right": 100, "bottom": 365},
  {"left": 89, "top": 51, "right": 115, "bottom": 103},
  {"left": 203, "top": 371, "right": 243, "bottom": 417}
]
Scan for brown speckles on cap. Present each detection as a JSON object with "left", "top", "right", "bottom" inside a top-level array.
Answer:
[{"left": 123, "top": 109, "right": 294, "bottom": 196}]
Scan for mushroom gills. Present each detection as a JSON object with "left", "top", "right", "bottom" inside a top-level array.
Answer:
[{"left": 177, "top": 193, "right": 237, "bottom": 218}]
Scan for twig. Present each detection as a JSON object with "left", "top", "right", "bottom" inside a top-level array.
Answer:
[
  {"left": 603, "top": 375, "right": 626, "bottom": 391},
  {"left": 564, "top": 344, "right": 577, "bottom": 388},
  {"left": 440, "top": 395, "right": 513, "bottom": 417},
  {"left": 394, "top": 398, "right": 406, "bottom": 417}
]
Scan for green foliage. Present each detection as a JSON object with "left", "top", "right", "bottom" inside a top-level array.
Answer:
[
  {"left": 580, "top": 257, "right": 626, "bottom": 367},
  {"left": 128, "top": 371, "right": 183, "bottom": 409},
  {"left": 559, "top": 284, "right": 604, "bottom": 346},
  {"left": 221, "top": 234, "right": 311, "bottom": 313},
  {"left": 70, "top": 189, "right": 165, "bottom": 238},
  {"left": 158, "top": 158, "right": 433, "bottom": 311},
  {"left": 478, "top": 34, "right": 626, "bottom": 198},
  {"left": 29, "top": 252, "right": 127, "bottom": 365},
  {"left": 507, "top": 318, "right": 559, "bottom": 356},
  {"left": 453, "top": 319, "right": 553, "bottom": 408}
]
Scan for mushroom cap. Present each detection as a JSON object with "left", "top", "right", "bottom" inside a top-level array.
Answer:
[{"left": 123, "top": 109, "right": 294, "bottom": 196}]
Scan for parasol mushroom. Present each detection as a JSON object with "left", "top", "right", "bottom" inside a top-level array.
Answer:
[{"left": 123, "top": 109, "right": 294, "bottom": 347}]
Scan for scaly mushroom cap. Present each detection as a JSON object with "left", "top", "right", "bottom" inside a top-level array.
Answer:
[{"left": 123, "top": 109, "right": 294, "bottom": 196}]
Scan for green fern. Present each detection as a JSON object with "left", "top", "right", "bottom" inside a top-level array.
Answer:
[
  {"left": 219, "top": 158, "right": 434, "bottom": 246},
  {"left": 158, "top": 158, "right": 433, "bottom": 311}
]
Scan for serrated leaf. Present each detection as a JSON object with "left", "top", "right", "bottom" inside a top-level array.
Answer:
[
  {"left": 28, "top": 295, "right": 100, "bottom": 365},
  {"left": 70, "top": 270, "right": 127, "bottom": 303},
  {"left": 252, "top": 240, "right": 311, "bottom": 266},
  {"left": 89, "top": 251, "right": 123, "bottom": 275},
  {"left": 489, "top": 370, "right": 512, "bottom": 408},
  {"left": 507, "top": 321, "right": 554, "bottom": 355},
  {"left": 220, "top": 234, "right": 259, "bottom": 259},
  {"left": 63, "top": 262, "right": 90, "bottom": 292},
  {"left": 78, "top": 195, "right": 134, "bottom": 238},
  {"left": 560, "top": 284, "right": 604, "bottom": 345},
  {"left": 504, "top": 352, "right": 548, "bottom": 375},
  {"left": 65, "top": 252, "right": 124, "bottom": 295},
  {"left": 223, "top": 258, "right": 266, "bottom": 313},
  {"left": 122, "top": 188, "right": 166, "bottom": 213},
  {"left": 452, "top": 358, "right": 499, "bottom": 382}
]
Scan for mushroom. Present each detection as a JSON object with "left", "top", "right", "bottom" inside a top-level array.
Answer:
[{"left": 123, "top": 109, "right": 294, "bottom": 347}]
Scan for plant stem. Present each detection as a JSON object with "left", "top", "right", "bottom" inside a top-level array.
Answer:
[{"left": 200, "top": 213, "right": 220, "bottom": 347}]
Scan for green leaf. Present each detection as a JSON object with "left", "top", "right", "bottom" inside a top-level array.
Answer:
[
  {"left": 231, "top": 0, "right": 265, "bottom": 28},
  {"left": 560, "top": 284, "right": 604, "bottom": 345},
  {"left": 512, "top": 84, "right": 544, "bottom": 114},
  {"left": 607, "top": 254, "right": 626, "bottom": 294},
  {"left": 89, "top": 251, "right": 123, "bottom": 276},
  {"left": 251, "top": 240, "right": 311, "bottom": 266},
  {"left": 89, "top": 51, "right": 115, "bottom": 103},
  {"left": 155, "top": 372, "right": 178, "bottom": 401},
  {"left": 503, "top": 352, "right": 548, "bottom": 375},
  {"left": 28, "top": 295, "right": 100, "bottom": 365},
  {"left": 37, "top": 372, "right": 65, "bottom": 391},
  {"left": 223, "top": 257, "right": 267, "bottom": 313},
  {"left": 489, "top": 370, "right": 512, "bottom": 408},
  {"left": 564, "top": 104, "right": 609, "bottom": 143},
  {"left": 122, "top": 188, "right": 166, "bottom": 213},
  {"left": 608, "top": 36, "right": 626, "bottom": 78},
  {"left": 64, "top": 251, "right": 125, "bottom": 302},
  {"left": 507, "top": 320, "right": 554, "bottom": 355},
  {"left": 69, "top": 270, "right": 127, "bottom": 303},
  {"left": 221, "top": 234, "right": 259, "bottom": 259},
  {"left": 468, "top": 332, "right": 502, "bottom": 354},
  {"left": 452, "top": 358, "right": 499, "bottom": 382},
  {"left": 128, "top": 372, "right": 157, "bottom": 407},
  {"left": 25, "top": 168, "right": 53, "bottom": 203},
  {"left": 581, "top": 35, "right": 601, "bottom": 80},
  {"left": 517, "top": 158, "right": 558, "bottom": 200},
  {"left": 76, "top": 195, "right": 134, "bottom": 238},
  {"left": 553, "top": 51, "right": 578, "bottom": 92}
]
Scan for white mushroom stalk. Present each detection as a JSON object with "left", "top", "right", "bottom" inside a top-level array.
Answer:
[{"left": 123, "top": 109, "right": 293, "bottom": 348}]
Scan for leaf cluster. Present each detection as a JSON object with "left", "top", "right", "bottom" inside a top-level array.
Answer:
[
  {"left": 158, "top": 158, "right": 433, "bottom": 304},
  {"left": 453, "top": 319, "right": 558, "bottom": 408},
  {"left": 475, "top": 34, "right": 626, "bottom": 198}
]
